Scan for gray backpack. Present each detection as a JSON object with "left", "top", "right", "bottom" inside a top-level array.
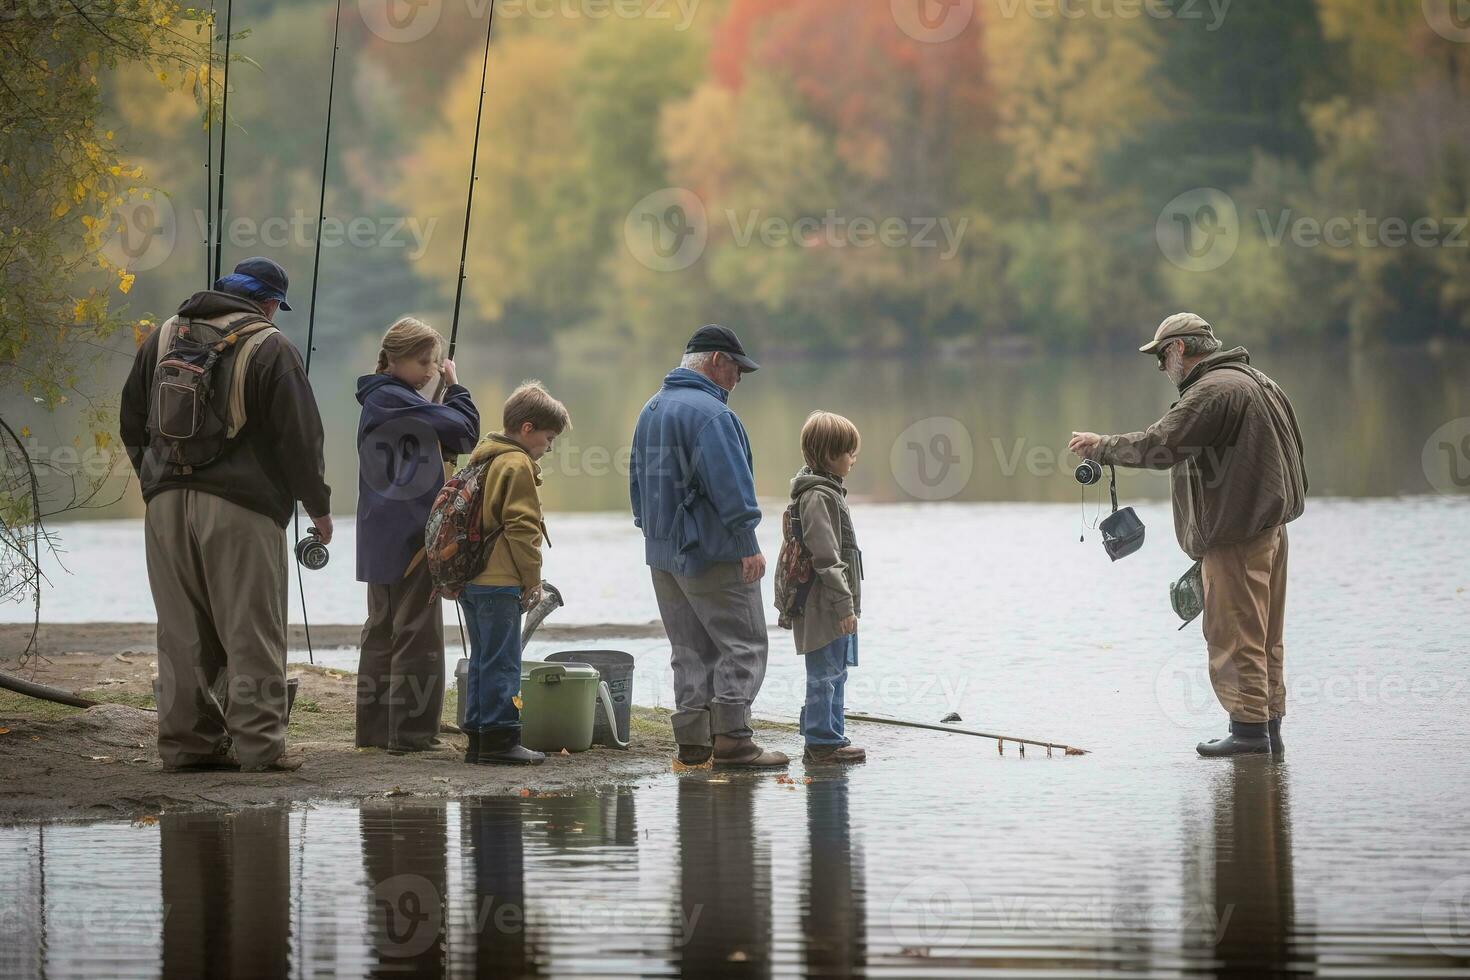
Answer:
[{"left": 147, "top": 313, "right": 276, "bottom": 475}]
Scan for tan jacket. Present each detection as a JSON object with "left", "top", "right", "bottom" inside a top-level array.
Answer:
[
  {"left": 468, "top": 434, "right": 546, "bottom": 590},
  {"left": 1101, "top": 347, "right": 1307, "bottom": 560}
]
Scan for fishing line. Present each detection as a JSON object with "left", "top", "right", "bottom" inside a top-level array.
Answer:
[
  {"left": 291, "top": 0, "right": 344, "bottom": 666},
  {"left": 204, "top": 1, "right": 214, "bottom": 288},
  {"left": 437, "top": 0, "right": 499, "bottom": 660}
]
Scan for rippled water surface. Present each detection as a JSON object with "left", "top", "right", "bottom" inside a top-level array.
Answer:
[{"left": 4, "top": 497, "right": 1469, "bottom": 976}]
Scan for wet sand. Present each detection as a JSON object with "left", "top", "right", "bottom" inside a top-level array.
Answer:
[{"left": 0, "top": 639, "right": 795, "bottom": 824}]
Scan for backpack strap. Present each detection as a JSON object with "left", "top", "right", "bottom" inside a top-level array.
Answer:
[
  {"left": 224, "top": 323, "right": 279, "bottom": 438},
  {"left": 153, "top": 315, "right": 182, "bottom": 368}
]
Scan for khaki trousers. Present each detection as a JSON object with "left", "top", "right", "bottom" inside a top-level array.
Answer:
[
  {"left": 1202, "top": 525, "right": 1289, "bottom": 725},
  {"left": 356, "top": 556, "right": 445, "bottom": 748},
  {"left": 145, "top": 489, "right": 290, "bottom": 769}
]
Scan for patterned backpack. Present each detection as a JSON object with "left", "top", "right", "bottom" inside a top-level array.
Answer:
[
  {"left": 772, "top": 501, "right": 816, "bottom": 630},
  {"left": 424, "top": 457, "right": 504, "bottom": 601}
]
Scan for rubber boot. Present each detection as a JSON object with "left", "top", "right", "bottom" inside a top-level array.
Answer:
[
  {"left": 1196, "top": 721, "right": 1270, "bottom": 758},
  {"left": 803, "top": 743, "right": 867, "bottom": 765},
  {"left": 463, "top": 731, "right": 481, "bottom": 765},
  {"left": 474, "top": 729, "right": 546, "bottom": 766},
  {"left": 713, "top": 734, "right": 789, "bottom": 769},
  {"left": 677, "top": 744, "right": 713, "bottom": 766},
  {"left": 1269, "top": 716, "right": 1284, "bottom": 755}
]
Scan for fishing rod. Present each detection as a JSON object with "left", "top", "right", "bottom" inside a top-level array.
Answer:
[
  {"left": 845, "top": 712, "right": 1090, "bottom": 756},
  {"left": 290, "top": 0, "right": 345, "bottom": 667},
  {"left": 204, "top": 2, "right": 214, "bottom": 288},
  {"left": 211, "top": 0, "right": 233, "bottom": 283}
]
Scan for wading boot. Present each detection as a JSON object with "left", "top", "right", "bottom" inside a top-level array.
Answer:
[
  {"left": 1269, "top": 716, "right": 1284, "bottom": 755},
  {"left": 474, "top": 729, "right": 545, "bottom": 766},
  {"left": 676, "top": 744, "right": 713, "bottom": 767},
  {"left": 1196, "top": 721, "right": 1270, "bottom": 758},
  {"left": 463, "top": 731, "right": 481, "bottom": 764},
  {"left": 712, "top": 734, "right": 789, "bottom": 769},
  {"left": 803, "top": 744, "right": 867, "bottom": 765}
]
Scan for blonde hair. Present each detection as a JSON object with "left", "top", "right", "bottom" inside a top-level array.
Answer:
[
  {"left": 503, "top": 380, "right": 571, "bottom": 435},
  {"left": 801, "top": 410, "right": 860, "bottom": 473},
  {"left": 375, "top": 316, "right": 444, "bottom": 373}
]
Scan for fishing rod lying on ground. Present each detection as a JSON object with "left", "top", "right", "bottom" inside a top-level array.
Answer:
[{"left": 845, "top": 711, "right": 1090, "bottom": 756}]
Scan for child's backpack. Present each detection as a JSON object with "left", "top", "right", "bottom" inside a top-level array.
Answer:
[
  {"left": 424, "top": 458, "right": 501, "bottom": 601},
  {"left": 773, "top": 500, "right": 816, "bottom": 630},
  {"left": 146, "top": 313, "right": 277, "bottom": 474}
]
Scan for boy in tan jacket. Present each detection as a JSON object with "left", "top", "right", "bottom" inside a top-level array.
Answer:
[{"left": 459, "top": 381, "right": 570, "bottom": 766}]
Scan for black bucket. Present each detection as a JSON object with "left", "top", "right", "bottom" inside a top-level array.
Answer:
[{"left": 547, "top": 651, "right": 634, "bottom": 747}]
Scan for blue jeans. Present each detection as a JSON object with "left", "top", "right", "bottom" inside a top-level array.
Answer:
[
  {"left": 459, "top": 585, "right": 523, "bottom": 734},
  {"left": 801, "top": 634, "right": 857, "bottom": 746}
]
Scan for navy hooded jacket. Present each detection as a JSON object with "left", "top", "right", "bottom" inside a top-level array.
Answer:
[
  {"left": 630, "top": 368, "right": 762, "bottom": 576},
  {"left": 356, "top": 374, "right": 480, "bottom": 584}
]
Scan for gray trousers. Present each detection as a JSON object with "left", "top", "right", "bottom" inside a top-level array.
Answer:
[
  {"left": 651, "top": 562, "right": 769, "bottom": 744},
  {"left": 357, "top": 556, "right": 445, "bottom": 749},
  {"left": 145, "top": 488, "right": 290, "bottom": 768}
]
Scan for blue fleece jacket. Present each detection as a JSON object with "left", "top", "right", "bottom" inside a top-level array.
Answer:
[
  {"left": 630, "top": 368, "right": 762, "bottom": 576},
  {"left": 356, "top": 374, "right": 480, "bottom": 584}
]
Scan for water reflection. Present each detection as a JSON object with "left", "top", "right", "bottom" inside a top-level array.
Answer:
[
  {"left": 361, "top": 806, "right": 449, "bottom": 977},
  {"left": 159, "top": 809, "right": 290, "bottom": 979},
  {"left": 461, "top": 800, "right": 537, "bottom": 977},
  {"left": 802, "top": 774, "right": 866, "bottom": 976},
  {"left": 678, "top": 777, "right": 773, "bottom": 977},
  {"left": 1192, "top": 761, "right": 1306, "bottom": 979}
]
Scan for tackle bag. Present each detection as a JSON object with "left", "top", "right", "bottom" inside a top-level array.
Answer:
[{"left": 773, "top": 501, "right": 816, "bottom": 630}]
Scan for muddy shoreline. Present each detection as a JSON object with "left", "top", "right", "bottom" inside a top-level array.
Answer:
[{"left": 0, "top": 645, "right": 797, "bottom": 825}]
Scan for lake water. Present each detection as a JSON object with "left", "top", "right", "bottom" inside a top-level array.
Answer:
[{"left": 3, "top": 493, "right": 1469, "bottom": 975}]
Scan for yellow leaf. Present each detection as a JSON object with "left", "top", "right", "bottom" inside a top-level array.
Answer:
[
  {"left": 512, "top": 695, "right": 524, "bottom": 711},
  {"left": 118, "top": 272, "right": 136, "bottom": 294},
  {"left": 52, "top": 200, "right": 71, "bottom": 219},
  {"left": 16, "top": 430, "right": 28, "bottom": 441}
]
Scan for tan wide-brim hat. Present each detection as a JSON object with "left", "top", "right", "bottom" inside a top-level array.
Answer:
[{"left": 1139, "top": 312, "right": 1216, "bottom": 354}]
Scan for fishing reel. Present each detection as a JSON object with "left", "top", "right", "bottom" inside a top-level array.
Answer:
[
  {"left": 1075, "top": 458, "right": 1104, "bottom": 486},
  {"left": 295, "top": 528, "right": 330, "bottom": 571}
]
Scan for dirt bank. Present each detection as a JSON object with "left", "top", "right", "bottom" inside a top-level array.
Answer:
[{"left": 0, "top": 650, "right": 798, "bottom": 824}]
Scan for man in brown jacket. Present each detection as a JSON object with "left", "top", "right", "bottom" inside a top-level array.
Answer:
[{"left": 1070, "top": 313, "right": 1307, "bottom": 757}]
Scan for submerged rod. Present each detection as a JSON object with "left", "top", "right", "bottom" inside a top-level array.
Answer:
[{"left": 845, "top": 712, "right": 1089, "bottom": 755}]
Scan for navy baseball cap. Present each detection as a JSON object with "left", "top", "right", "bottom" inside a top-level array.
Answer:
[
  {"left": 219, "top": 256, "right": 293, "bottom": 311},
  {"left": 685, "top": 323, "right": 758, "bottom": 372}
]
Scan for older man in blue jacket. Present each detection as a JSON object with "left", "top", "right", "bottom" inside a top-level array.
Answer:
[{"left": 631, "top": 325, "right": 787, "bottom": 769}]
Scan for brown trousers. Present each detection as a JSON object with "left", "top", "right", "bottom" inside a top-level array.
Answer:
[
  {"left": 1202, "top": 525, "right": 1289, "bottom": 725},
  {"left": 357, "top": 556, "right": 445, "bottom": 748},
  {"left": 145, "top": 489, "right": 290, "bottom": 769}
]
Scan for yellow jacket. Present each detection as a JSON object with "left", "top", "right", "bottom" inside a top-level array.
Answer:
[{"left": 468, "top": 434, "right": 545, "bottom": 590}]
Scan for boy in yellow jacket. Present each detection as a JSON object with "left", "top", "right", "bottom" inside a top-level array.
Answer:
[{"left": 459, "top": 381, "right": 570, "bottom": 766}]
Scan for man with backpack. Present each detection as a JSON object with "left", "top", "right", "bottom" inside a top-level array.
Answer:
[
  {"left": 630, "top": 325, "right": 788, "bottom": 769},
  {"left": 120, "top": 257, "right": 332, "bottom": 773}
]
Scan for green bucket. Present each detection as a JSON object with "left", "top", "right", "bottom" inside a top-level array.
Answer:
[{"left": 519, "top": 661, "right": 626, "bottom": 753}]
